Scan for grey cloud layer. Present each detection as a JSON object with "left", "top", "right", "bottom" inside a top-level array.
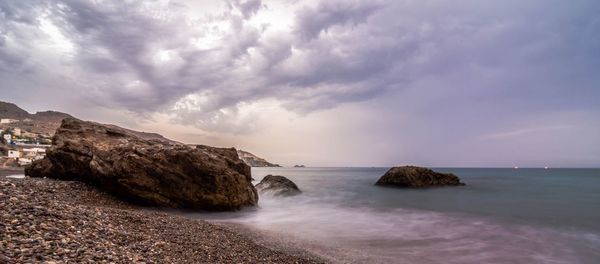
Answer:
[{"left": 1, "top": 0, "right": 599, "bottom": 131}]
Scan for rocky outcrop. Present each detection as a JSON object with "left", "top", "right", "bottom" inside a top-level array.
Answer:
[
  {"left": 237, "top": 150, "right": 281, "bottom": 167},
  {"left": 375, "top": 166, "right": 465, "bottom": 188},
  {"left": 255, "top": 175, "right": 301, "bottom": 197},
  {"left": 25, "top": 118, "right": 258, "bottom": 211}
]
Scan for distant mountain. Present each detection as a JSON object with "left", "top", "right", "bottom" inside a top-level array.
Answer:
[
  {"left": 237, "top": 150, "right": 281, "bottom": 167},
  {"left": 0, "top": 101, "right": 74, "bottom": 135},
  {"left": 0, "top": 101, "right": 30, "bottom": 119}
]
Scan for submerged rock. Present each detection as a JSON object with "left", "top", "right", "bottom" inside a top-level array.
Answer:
[
  {"left": 255, "top": 175, "right": 301, "bottom": 197},
  {"left": 375, "top": 166, "right": 465, "bottom": 188},
  {"left": 25, "top": 118, "right": 258, "bottom": 211}
]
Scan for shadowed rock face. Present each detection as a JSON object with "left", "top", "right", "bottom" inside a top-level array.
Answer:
[
  {"left": 375, "top": 166, "right": 465, "bottom": 188},
  {"left": 255, "top": 175, "right": 301, "bottom": 197},
  {"left": 25, "top": 118, "right": 258, "bottom": 211}
]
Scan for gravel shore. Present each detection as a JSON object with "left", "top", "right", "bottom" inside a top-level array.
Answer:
[
  {"left": 0, "top": 171, "right": 325, "bottom": 263},
  {"left": 0, "top": 168, "right": 24, "bottom": 177}
]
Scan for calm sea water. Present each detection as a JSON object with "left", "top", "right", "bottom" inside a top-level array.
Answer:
[{"left": 190, "top": 167, "right": 600, "bottom": 263}]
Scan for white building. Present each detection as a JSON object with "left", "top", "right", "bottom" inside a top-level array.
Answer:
[
  {"left": 13, "top": 128, "right": 21, "bottom": 136},
  {"left": 0, "top": 118, "right": 18, "bottom": 124},
  {"left": 18, "top": 158, "right": 32, "bottom": 166},
  {"left": 23, "top": 147, "right": 46, "bottom": 154},
  {"left": 23, "top": 148, "right": 46, "bottom": 160},
  {"left": 3, "top": 134, "right": 11, "bottom": 144},
  {"left": 8, "top": 150, "right": 21, "bottom": 158}
]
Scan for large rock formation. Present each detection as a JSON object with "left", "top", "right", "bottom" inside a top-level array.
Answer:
[
  {"left": 255, "top": 175, "right": 301, "bottom": 197},
  {"left": 25, "top": 118, "right": 258, "bottom": 211},
  {"left": 375, "top": 166, "right": 465, "bottom": 188}
]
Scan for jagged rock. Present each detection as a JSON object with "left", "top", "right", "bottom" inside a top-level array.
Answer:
[
  {"left": 375, "top": 166, "right": 465, "bottom": 188},
  {"left": 255, "top": 175, "right": 301, "bottom": 197},
  {"left": 25, "top": 118, "right": 258, "bottom": 211}
]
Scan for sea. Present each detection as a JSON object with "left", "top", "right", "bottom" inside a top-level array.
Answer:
[{"left": 189, "top": 167, "right": 600, "bottom": 263}]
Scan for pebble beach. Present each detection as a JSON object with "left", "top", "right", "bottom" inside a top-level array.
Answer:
[{"left": 0, "top": 169, "right": 325, "bottom": 263}]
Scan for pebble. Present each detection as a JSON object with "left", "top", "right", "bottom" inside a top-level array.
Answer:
[{"left": 0, "top": 171, "right": 325, "bottom": 264}]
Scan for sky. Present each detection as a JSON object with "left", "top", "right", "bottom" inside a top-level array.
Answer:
[{"left": 1, "top": 0, "right": 599, "bottom": 167}]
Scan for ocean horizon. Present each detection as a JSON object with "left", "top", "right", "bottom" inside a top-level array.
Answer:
[{"left": 190, "top": 167, "right": 600, "bottom": 263}]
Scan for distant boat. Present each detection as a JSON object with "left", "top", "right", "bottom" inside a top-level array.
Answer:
[
  {"left": 544, "top": 166, "right": 549, "bottom": 170},
  {"left": 513, "top": 166, "right": 519, "bottom": 169}
]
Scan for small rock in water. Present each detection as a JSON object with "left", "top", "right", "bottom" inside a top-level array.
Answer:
[
  {"left": 255, "top": 175, "right": 302, "bottom": 197},
  {"left": 375, "top": 166, "right": 465, "bottom": 188}
]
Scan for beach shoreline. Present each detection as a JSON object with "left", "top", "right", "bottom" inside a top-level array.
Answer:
[
  {"left": 0, "top": 170, "right": 325, "bottom": 263},
  {"left": 0, "top": 167, "right": 24, "bottom": 177}
]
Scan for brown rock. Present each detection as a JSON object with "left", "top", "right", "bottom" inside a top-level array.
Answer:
[
  {"left": 375, "top": 166, "right": 465, "bottom": 188},
  {"left": 25, "top": 118, "right": 257, "bottom": 211}
]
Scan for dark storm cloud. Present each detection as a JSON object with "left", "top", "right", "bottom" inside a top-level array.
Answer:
[
  {"left": 280, "top": 0, "right": 600, "bottom": 113},
  {"left": 0, "top": 1, "right": 47, "bottom": 73},
  {"left": 52, "top": 0, "right": 183, "bottom": 108},
  {"left": 40, "top": 0, "right": 270, "bottom": 113},
  {"left": 294, "top": 1, "right": 381, "bottom": 40},
  {"left": 1, "top": 0, "right": 599, "bottom": 129}
]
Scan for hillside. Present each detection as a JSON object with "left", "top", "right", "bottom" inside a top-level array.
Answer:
[
  {"left": 0, "top": 101, "right": 74, "bottom": 136},
  {"left": 0, "top": 101, "right": 30, "bottom": 119},
  {"left": 1, "top": 101, "right": 279, "bottom": 167},
  {"left": 237, "top": 150, "right": 281, "bottom": 167},
  {"left": 32, "top": 111, "right": 73, "bottom": 123}
]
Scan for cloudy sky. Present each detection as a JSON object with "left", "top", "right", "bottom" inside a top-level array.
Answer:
[{"left": 1, "top": 0, "right": 599, "bottom": 167}]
